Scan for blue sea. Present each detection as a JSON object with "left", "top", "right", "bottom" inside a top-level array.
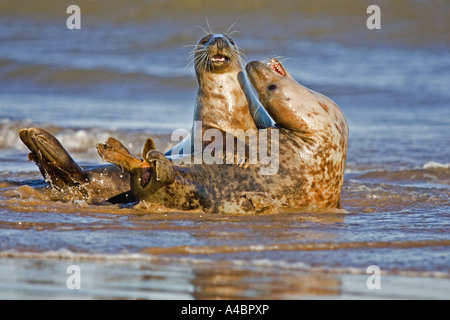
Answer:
[{"left": 0, "top": 0, "right": 449, "bottom": 299}]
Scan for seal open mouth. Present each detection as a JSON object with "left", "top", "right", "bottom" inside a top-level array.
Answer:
[
  {"left": 268, "top": 58, "right": 286, "bottom": 76},
  {"left": 211, "top": 53, "right": 230, "bottom": 64}
]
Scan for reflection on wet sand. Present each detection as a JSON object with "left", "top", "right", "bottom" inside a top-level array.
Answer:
[
  {"left": 190, "top": 265, "right": 341, "bottom": 299},
  {"left": 3, "top": 254, "right": 449, "bottom": 299},
  {"left": 0, "top": 256, "right": 342, "bottom": 299}
]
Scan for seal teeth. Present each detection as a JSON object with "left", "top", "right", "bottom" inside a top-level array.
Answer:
[
  {"left": 211, "top": 54, "right": 227, "bottom": 62},
  {"left": 268, "top": 59, "right": 286, "bottom": 76}
]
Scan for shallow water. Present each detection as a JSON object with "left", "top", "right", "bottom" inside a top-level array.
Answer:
[{"left": 0, "top": 0, "right": 449, "bottom": 299}]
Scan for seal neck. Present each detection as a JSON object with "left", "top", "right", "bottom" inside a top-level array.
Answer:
[{"left": 195, "top": 68, "right": 257, "bottom": 133}]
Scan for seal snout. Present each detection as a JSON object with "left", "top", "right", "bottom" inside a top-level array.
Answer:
[
  {"left": 245, "top": 61, "right": 265, "bottom": 75},
  {"left": 246, "top": 59, "right": 286, "bottom": 78},
  {"left": 208, "top": 36, "right": 232, "bottom": 66},
  {"left": 245, "top": 61, "right": 272, "bottom": 89},
  {"left": 195, "top": 34, "right": 239, "bottom": 71},
  {"left": 210, "top": 36, "right": 228, "bottom": 51}
]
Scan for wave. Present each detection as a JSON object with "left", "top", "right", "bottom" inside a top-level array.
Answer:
[
  {"left": 0, "top": 119, "right": 174, "bottom": 156},
  {"left": 139, "top": 239, "right": 450, "bottom": 255},
  {"left": 423, "top": 161, "right": 450, "bottom": 170},
  {"left": 0, "top": 247, "right": 448, "bottom": 279},
  {"left": 342, "top": 178, "right": 449, "bottom": 214},
  {"left": 353, "top": 166, "right": 450, "bottom": 186},
  {"left": 0, "top": 58, "right": 194, "bottom": 94}
]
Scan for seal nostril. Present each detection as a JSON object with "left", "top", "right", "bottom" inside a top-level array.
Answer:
[
  {"left": 217, "top": 38, "right": 226, "bottom": 50},
  {"left": 268, "top": 84, "right": 277, "bottom": 91}
]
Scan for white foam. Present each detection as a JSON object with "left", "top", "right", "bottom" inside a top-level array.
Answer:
[{"left": 423, "top": 161, "right": 450, "bottom": 170}]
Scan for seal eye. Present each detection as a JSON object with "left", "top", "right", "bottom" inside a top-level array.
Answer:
[
  {"left": 268, "top": 84, "right": 277, "bottom": 91},
  {"left": 199, "top": 34, "right": 212, "bottom": 45},
  {"left": 224, "top": 35, "right": 235, "bottom": 45}
]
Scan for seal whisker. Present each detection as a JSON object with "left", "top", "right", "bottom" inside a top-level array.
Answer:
[
  {"left": 182, "top": 44, "right": 200, "bottom": 50},
  {"left": 196, "top": 25, "right": 211, "bottom": 36},
  {"left": 271, "top": 55, "right": 291, "bottom": 64},
  {"left": 232, "top": 52, "right": 245, "bottom": 66},
  {"left": 261, "top": 55, "right": 291, "bottom": 65},
  {"left": 260, "top": 54, "right": 276, "bottom": 65},
  {"left": 185, "top": 47, "right": 210, "bottom": 70},
  {"left": 224, "top": 22, "right": 238, "bottom": 36},
  {"left": 186, "top": 48, "right": 207, "bottom": 61},
  {"left": 205, "top": 17, "right": 213, "bottom": 34},
  {"left": 229, "top": 47, "right": 247, "bottom": 65},
  {"left": 238, "top": 49, "right": 248, "bottom": 63},
  {"left": 191, "top": 53, "right": 205, "bottom": 71},
  {"left": 198, "top": 51, "right": 210, "bottom": 72},
  {"left": 226, "top": 30, "right": 240, "bottom": 37},
  {"left": 185, "top": 57, "right": 197, "bottom": 70},
  {"left": 185, "top": 53, "right": 200, "bottom": 70}
]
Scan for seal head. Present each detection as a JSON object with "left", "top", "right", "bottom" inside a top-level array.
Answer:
[
  {"left": 246, "top": 58, "right": 348, "bottom": 139},
  {"left": 193, "top": 33, "right": 242, "bottom": 74},
  {"left": 166, "top": 33, "right": 274, "bottom": 158},
  {"left": 192, "top": 33, "right": 258, "bottom": 142}
]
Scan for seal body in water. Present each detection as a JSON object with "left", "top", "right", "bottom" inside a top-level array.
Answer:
[{"left": 98, "top": 59, "right": 349, "bottom": 213}]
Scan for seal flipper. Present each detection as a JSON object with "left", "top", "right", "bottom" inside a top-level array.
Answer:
[
  {"left": 99, "top": 137, "right": 175, "bottom": 202},
  {"left": 238, "top": 71, "right": 275, "bottom": 129},
  {"left": 144, "top": 150, "right": 174, "bottom": 185},
  {"left": 242, "top": 192, "right": 276, "bottom": 214},
  {"left": 19, "top": 127, "right": 88, "bottom": 190},
  {"left": 97, "top": 137, "right": 144, "bottom": 173}
]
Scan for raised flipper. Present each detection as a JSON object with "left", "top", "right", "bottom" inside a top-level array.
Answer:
[
  {"left": 238, "top": 71, "right": 275, "bottom": 129},
  {"left": 97, "top": 137, "right": 143, "bottom": 173},
  {"left": 97, "top": 137, "right": 175, "bottom": 200},
  {"left": 19, "top": 127, "right": 88, "bottom": 190}
]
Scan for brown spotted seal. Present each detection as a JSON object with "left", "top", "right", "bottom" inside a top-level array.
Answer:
[{"left": 97, "top": 59, "right": 349, "bottom": 213}]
